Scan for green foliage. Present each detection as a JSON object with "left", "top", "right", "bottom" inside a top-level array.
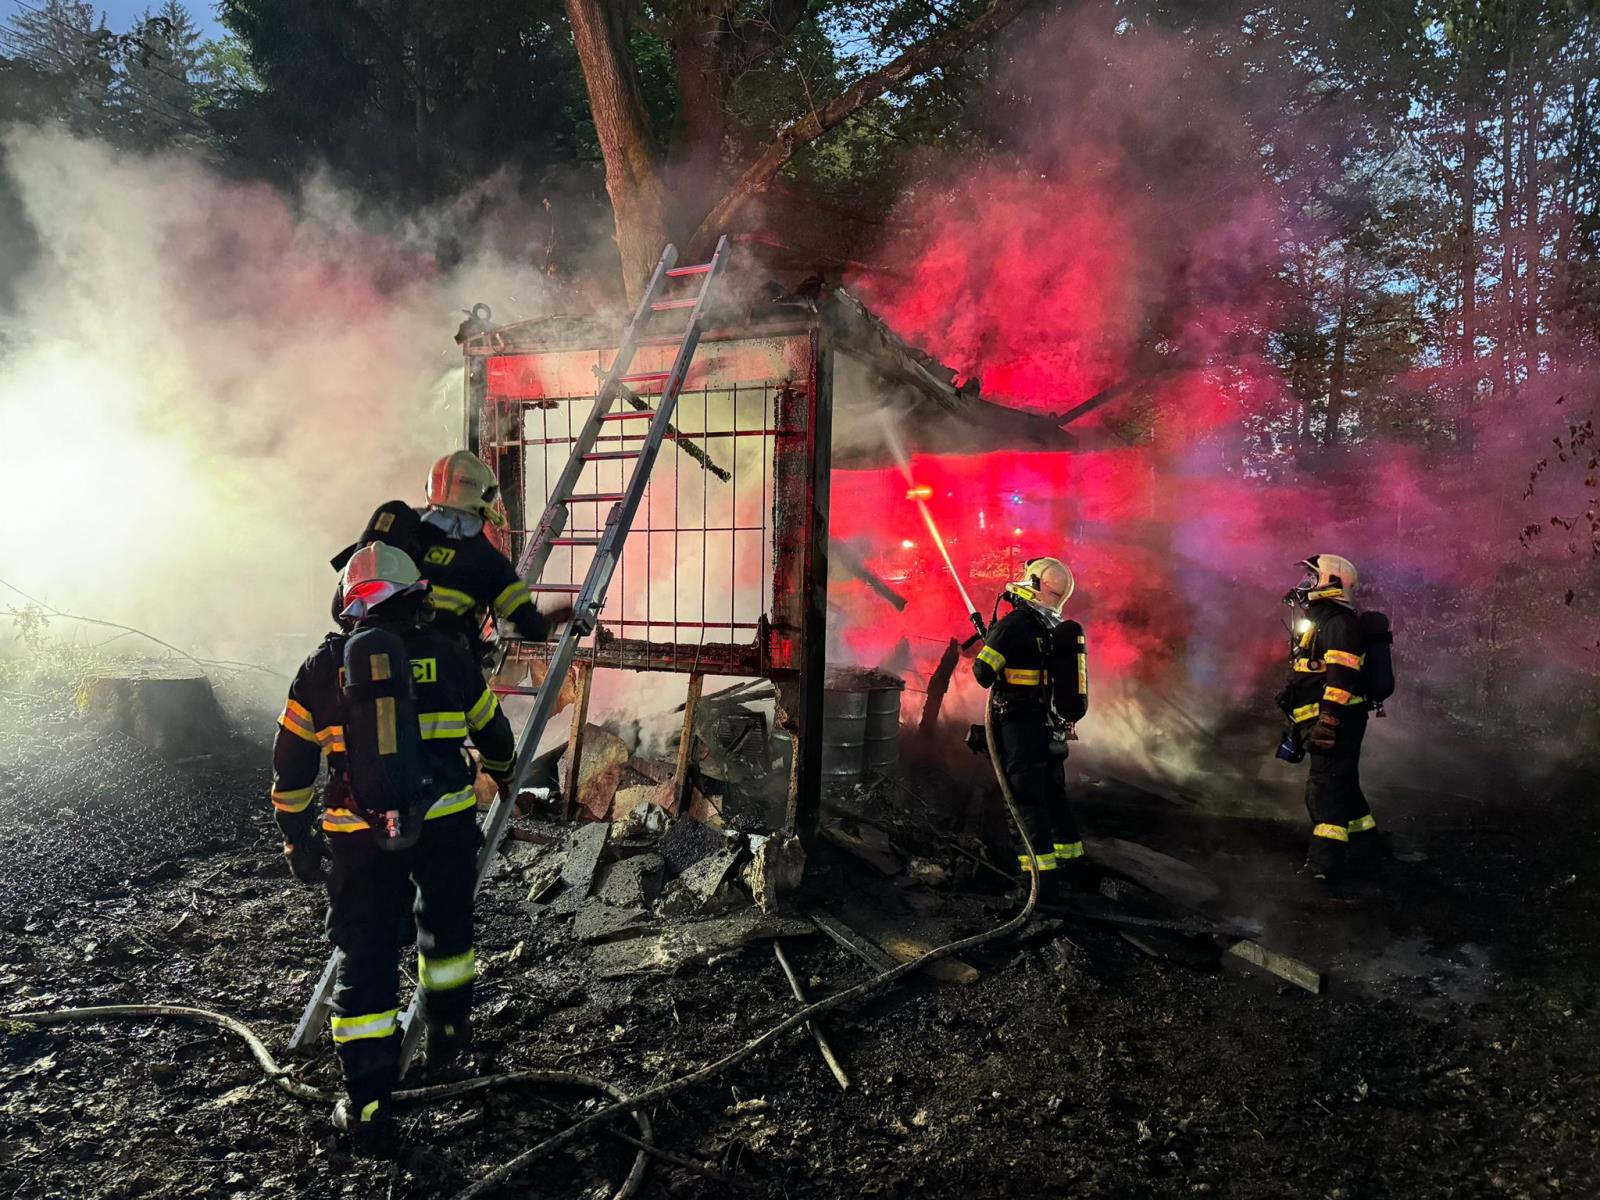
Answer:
[
  {"left": 0, "top": 606, "right": 115, "bottom": 695},
  {"left": 215, "top": 0, "right": 592, "bottom": 199}
]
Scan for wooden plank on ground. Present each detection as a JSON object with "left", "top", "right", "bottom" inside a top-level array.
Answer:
[
  {"left": 808, "top": 910, "right": 897, "bottom": 973},
  {"left": 827, "top": 904, "right": 981, "bottom": 986},
  {"left": 1223, "top": 938, "right": 1325, "bottom": 994}
]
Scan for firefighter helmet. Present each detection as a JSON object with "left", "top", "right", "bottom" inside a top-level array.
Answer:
[
  {"left": 340, "top": 542, "right": 425, "bottom": 620},
  {"left": 1299, "top": 553, "right": 1358, "bottom": 602},
  {"left": 1007, "top": 556, "right": 1075, "bottom": 615},
  {"left": 425, "top": 451, "right": 505, "bottom": 528}
]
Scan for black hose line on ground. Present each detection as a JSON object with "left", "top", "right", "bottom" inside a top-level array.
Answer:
[
  {"left": 2, "top": 1003, "right": 654, "bottom": 1200},
  {"left": 4, "top": 696, "right": 1042, "bottom": 1200}
]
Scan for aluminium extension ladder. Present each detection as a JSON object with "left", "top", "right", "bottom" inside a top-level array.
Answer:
[{"left": 287, "top": 238, "right": 732, "bottom": 1069}]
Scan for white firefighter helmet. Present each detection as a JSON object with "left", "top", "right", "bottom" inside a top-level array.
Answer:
[
  {"left": 340, "top": 542, "right": 425, "bottom": 620},
  {"left": 1008, "top": 556, "right": 1075, "bottom": 615},
  {"left": 1300, "top": 553, "right": 1358, "bottom": 601},
  {"left": 425, "top": 450, "right": 505, "bottom": 528}
]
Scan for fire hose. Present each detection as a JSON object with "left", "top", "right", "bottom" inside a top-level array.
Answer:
[{"left": 4, "top": 695, "right": 1042, "bottom": 1200}]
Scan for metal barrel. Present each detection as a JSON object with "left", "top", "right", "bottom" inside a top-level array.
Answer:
[
  {"left": 822, "top": 668, "right": 904, "bottom": 784},
  {"left": 821, "top": 686, "right": 870, "bottom": 781},
  {"left": 862, "top": 682, "right": 904, "bottom": 775}
]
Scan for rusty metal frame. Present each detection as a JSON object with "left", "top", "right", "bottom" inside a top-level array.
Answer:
[{"left": 464, "top": 316, "right": 824, "bottom": 680}]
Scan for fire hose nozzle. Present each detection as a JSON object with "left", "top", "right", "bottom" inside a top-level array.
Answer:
[{"left": 960, "top": 610, "right": 987, "bottom": 651}]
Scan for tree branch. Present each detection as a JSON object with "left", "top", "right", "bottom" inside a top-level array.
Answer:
[
  {"left": 688, "top": 0, "right": 1034, "bottom": 253},
  {"left": 727, "top": 0, "right": 810, "bottom": 78}
]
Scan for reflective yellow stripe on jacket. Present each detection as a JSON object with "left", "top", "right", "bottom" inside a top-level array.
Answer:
[
  {"left": 1323, "top": 649, "right": 1364, "bottom": 669},
  {"left": 431, "top": 586, "right": 475, "bottom": 615},
  {"left": 279, "top": 699, "right": 317, "bottom": 743},
  {"left": 976, "top": 645, "right": 1006, "bottom": 672},
  {"left": 419, "top": 711, "right": 469, "bottom": 740},
  {"left": 321, "top": 786, "right": 477, "bottom": 834},
  {"left": 1003, "top": 668, "right": 1043, "bottom": 686},
  {"left": 271, "top": 786, "right": 314, "bottom": 814},
  {"left": 492, "top": 581, "right": 532, "bottom": 617},
  {"left": 1291, "top": 702, "right": 1320, "bottom": 723},
  {"left": 466, "top": 688, "right": 499, "bottom": 731}
]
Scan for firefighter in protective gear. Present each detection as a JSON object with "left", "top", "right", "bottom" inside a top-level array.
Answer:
[
  {"left": 271, "top": 544, "right": 516, "bottom": 1152},
  {"left": 328, "top": 500, "right": 425, "bottom": 628},
  {"left": 417, "top": 451, "right": 566, "bottom": 651},
  {"left": 1279, "top": 553, "right": 1378, "bottom": 880},
  {"left": 972, "top": 556, "right": 1090, "bottom": 894}
]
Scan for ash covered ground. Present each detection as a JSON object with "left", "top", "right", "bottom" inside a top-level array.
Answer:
[{"left": 1, "top": 680, "right": 1598, "bottom": 1200}]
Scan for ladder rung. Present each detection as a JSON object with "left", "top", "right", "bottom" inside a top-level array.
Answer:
[
  {"left": 582, "top": 451, "right": 641, "bottom": 461},
  {"left": 551, "top": 537, "right": 599, "bottom": 547},
  {"left": 601, "top": 411, "right": 656, "bottom": 421},
  {"left": 619, "top": 371, "right": 671, "bottom": 384},
  {"left": 666, "top": 263, "right": 711, "bottom": 277},
  {"left": 639, "top": 335, "right": 683, "bottom": 347},
  {"left": 649, "top": 298, "right": 699, "bottom": 311},
  {"left": 565, "top": 492, "right": 625, "bottom": 503},
  {"left": 491, "top": 685, "right": 543, "bottom": 696},
  {"left": 529, "top": 584, "right": 582, "bottom": 593}
]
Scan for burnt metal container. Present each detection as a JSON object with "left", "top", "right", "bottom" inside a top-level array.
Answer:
[{"left": 821, "top": 668, "right": 904, "bottom": 784}]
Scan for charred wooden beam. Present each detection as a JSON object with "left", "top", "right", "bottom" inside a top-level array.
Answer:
[
  {"left": 919, "top": 637, "right": 961, "bottom": 736},
  {"left": 612, "top": 380, "right": 731, "bottom": 481},
  {"left": 830, "top": 540, "right": 909, "bottom": 611}
]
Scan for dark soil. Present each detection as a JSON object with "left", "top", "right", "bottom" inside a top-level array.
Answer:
[{"left": 2, "top": 683, "right": 1597, "bottom": 1200}]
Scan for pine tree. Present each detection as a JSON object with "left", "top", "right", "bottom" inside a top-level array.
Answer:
[{"left": 0, "top": 1, "right": 115, "bottom": 124}]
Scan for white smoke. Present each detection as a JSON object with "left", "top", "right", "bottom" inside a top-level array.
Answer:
[{"left": 0, "top": 128, "right": 557, "bottom": 667}]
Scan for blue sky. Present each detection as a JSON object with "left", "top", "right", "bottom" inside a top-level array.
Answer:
[{"left": 2, "top": 1, "right": 227, "bottom": 42}]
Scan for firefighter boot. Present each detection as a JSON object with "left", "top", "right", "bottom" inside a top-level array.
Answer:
[
  {"left": 332, "top": 1094, "right": 397, "bottom": 1157},
  {"left": 1347, "top": 833, "right": 1394, "bottom": 877},
  {"left": 423, "top": 1015, "right": 474, "bottom": 1084}
]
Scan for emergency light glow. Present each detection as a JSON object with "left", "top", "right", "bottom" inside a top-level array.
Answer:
[
  {"left": 901, "top": 539, "right": 916, "bottom": 549},
  {"left": 1013, "top": 527, "right": 1023, "bottom": 536},
  {"left": 1296, "top": 618, "right": 1313, "bottom": 634},
  {"left": 905, "top": 484, "right": 933, "bottom": 500}
]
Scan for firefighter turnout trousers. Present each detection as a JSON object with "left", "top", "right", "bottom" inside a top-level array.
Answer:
[
  {"left": 326, "top": 808, "right": 479, "bottom": 1106},
  {"left": 1304, "top": 709, "right": 1376, "bottom": 875},
  {"left": 994, "top": 712, "right": 1083, "bottom": 877}
]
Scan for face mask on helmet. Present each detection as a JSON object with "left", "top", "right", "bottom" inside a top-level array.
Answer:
[
  {"left": 1284, "top": 554, "right": 1356, "bottom": 608},
  {"left": 1283, "top": 563, "right": 1320, "bottom": 608},
  {"left": 1007, "top": 556, "right": 1074, "bottom": 615}
]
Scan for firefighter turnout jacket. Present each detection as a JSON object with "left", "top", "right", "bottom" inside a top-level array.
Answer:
[
  {"left": 972, "top": 601, "right": 1090, "bottom": 875},
  {"left": 414, "top": 518, "right": 551, "bottom": 647},
  {"left": 973, "top": 605, "right": 1088, "bottom": 719},
  {"left": 270, "top": 623, "right": 515, "bottom": 841},
  {"left": 1283, "top": 599, "right": 1370, "bottom": 729}
]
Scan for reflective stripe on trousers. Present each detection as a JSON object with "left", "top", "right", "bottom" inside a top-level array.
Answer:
[
  {"left": 331, "top": 1008, "right": 398, "bottom": 1043},
  {"left": 418, "top": 949, "right": 476, "bottom": 992}
]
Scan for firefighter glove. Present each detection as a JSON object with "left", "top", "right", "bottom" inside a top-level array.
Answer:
[
  {"left": 284, "top": 834, "right": 328, "bottom": 885},
  {"left": 1306, "top": 712, "right": 1340, "bottom": 751}
]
